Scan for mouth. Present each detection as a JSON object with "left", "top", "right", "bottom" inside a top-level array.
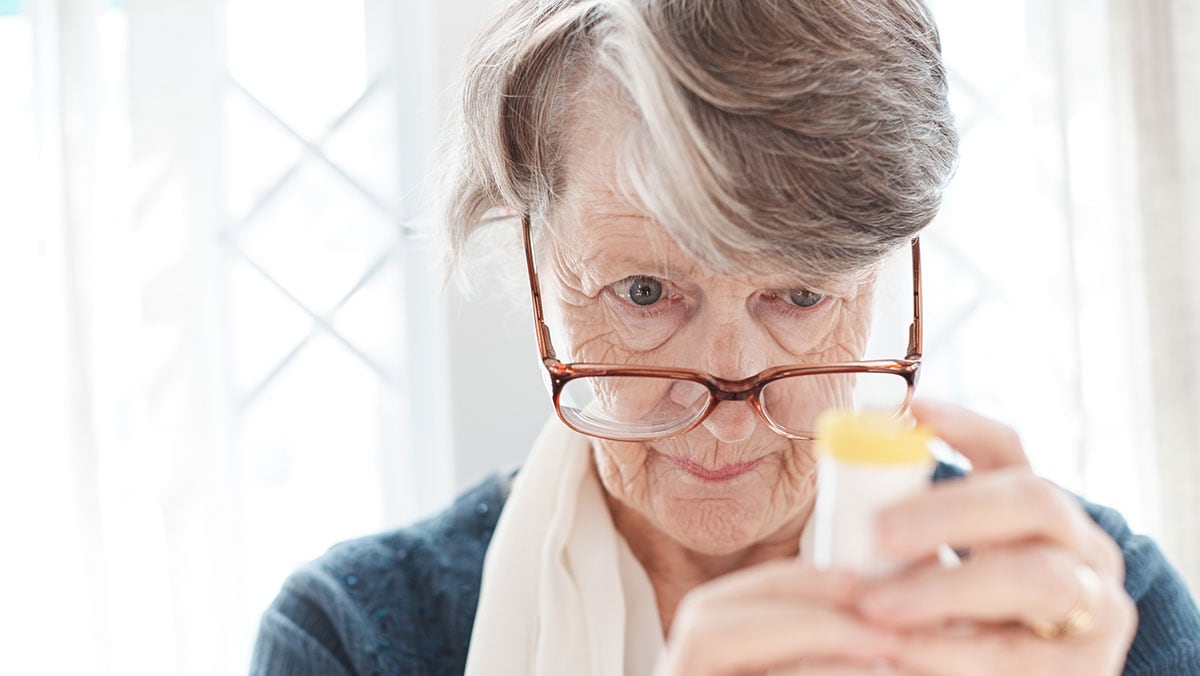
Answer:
[{"left": 668, "top": 456, "right": 765, "bottom": 482}]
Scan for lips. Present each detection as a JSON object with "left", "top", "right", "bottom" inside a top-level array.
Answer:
[{"left": 668, "top": 456, "right": 765, "bottom": 482}]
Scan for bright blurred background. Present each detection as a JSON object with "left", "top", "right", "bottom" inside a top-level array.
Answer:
[{"left": 1, "top": 0, "right": 1197, "bottom": 674}]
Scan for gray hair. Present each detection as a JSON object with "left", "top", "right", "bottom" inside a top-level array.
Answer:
[{"left": 439, "top": 0, "right": 958, "bottom": 280}]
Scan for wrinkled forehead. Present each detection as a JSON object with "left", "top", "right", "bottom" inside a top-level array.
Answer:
[{"left": 544, "top": 200, "right": 704, "bottom": 282}]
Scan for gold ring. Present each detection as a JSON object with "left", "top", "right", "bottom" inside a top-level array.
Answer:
[{"left": 1028, "top": 564, "right": 1101, "bottom": 639}]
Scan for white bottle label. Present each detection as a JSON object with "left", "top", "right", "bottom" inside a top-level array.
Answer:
[{"left": 808, "top": 456, "right": 933, "bottom": 579}]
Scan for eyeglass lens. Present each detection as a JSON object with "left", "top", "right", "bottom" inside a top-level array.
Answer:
[{"left": 557, "top": 372, "right": 910, "bottom": 440}]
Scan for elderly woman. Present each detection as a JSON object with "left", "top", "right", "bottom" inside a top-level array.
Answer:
[{"left": 251, "top": 1, "right": 1200, "bottom": 674}]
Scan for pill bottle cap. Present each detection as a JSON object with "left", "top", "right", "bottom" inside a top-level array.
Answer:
[{"left": 815, "top": 410, "right": 933, "bottom": 465}]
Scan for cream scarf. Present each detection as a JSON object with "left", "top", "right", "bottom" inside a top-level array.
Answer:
[{"left": 464, "top": 418, "right": 666, "bottom": 676}]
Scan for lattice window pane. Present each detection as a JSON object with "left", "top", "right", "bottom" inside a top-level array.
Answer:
[{"left": 219, "top": 0, "right": 428, "bottom": 654}]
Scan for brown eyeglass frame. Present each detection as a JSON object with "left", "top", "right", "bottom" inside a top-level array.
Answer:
[{"left": 522, "top": 213, "right": 924, "bottom": 441}]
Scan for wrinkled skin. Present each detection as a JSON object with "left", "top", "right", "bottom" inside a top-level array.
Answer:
[
  {"left": 538, "top": 100, "right": 881, "bottom": 621},
  {"left": 541, "top": 180, "right": 877, "bottom": 627}
]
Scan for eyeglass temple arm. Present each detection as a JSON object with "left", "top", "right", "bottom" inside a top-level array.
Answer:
[
  {"left": 908, "top": 237, "right": 923, "bottom": 361},
  {"left": 523, "top": 214, "right": 558, "bottom": 362}
]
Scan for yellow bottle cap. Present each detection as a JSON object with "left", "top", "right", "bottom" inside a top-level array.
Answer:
[{"left": 815, "top": 410, "right": 934, "bottom": 465}]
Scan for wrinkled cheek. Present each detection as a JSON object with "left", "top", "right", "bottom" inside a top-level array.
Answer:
[
  {"left": 774, "top": 323, "right": 832, "bottom": 357},
  {"left": 558, "top": 312, "right": 619, "bottom": 363},
  {"left": 833, "top": 299, "right": 876, "bottom": 358},
  {"left": 760, "top": 372, "right": 855, "bottom": 432},
  {"left": 592, "top": 439, "right": 654, "bottom": 496},
  {"left": 586, "top": 377, "right": 701, "bottom": 427},
  {"left": 561, "top": 317, "right": 688, "bottom": 372},
  {"left": 778, "top": 312, "right": 870, "bottom": 362},
  {"left": 610, "top": 318, "right": 677, "bottom": 354},
  {"left": 564, "top": 305, "right": 679, "bottom": 360}
]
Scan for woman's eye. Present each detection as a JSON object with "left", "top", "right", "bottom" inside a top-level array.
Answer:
[
  {"left": 623, "top": 276, "right": 664, "bottom": 306},
  {"left": 786, "top": 289, "right": 825, "bottom": 308}
]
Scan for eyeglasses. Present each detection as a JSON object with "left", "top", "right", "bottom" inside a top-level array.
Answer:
[{"left": 522, "top": 213, "right": 923, "bottom": 441}]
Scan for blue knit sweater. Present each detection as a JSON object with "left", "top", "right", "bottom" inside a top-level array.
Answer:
[{"left": 250, "top": 470, "right": 1200, "bottom": 675}]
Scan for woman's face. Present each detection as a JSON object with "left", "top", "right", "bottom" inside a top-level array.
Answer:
[{"left": 541, "top": 126, "right": 877, "bottom": 557}]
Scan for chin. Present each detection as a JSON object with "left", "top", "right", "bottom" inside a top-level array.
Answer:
[{"left": 654, "top": 479, "right": 786, "bottom": 556}]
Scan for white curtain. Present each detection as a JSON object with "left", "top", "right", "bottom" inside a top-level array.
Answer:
[
  {"left": 917, "top": 0, "right": 1200, "bottom": 591},
  {"left": 1111, "top": 0, "right": 1200, "bottom": 593},
  {"left": 1, "top": 1, "right": 464, "bottom": 674}
]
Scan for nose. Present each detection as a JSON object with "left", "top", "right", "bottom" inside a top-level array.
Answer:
[
  {"left": 695, "top": 310, "right": 769, "bottom": 381},
  {"left": 692, "top": 313, "right": 771, "bottom": 442},
  {"left": 701, "top": 400, "right": 760, "bottom": 442}
]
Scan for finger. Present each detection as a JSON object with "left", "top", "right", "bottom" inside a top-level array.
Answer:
[
  {"left": 690, "top": 559, "right": 864, "bottom": 607},
  {"left": 889, "top": 602, "right": 1136, "bottom": 676},
  {"left": 859, "top": 545, "right": 1107, "bottom": 629},
  {"left": 875, "top": 470, "right": 1122, "bottom": 576},
  {"left": 909, "top": 400, "right": 1030, "bottom": 471},
  {"left": 889, "top": 624, "right": 1056, "bottom": 676},
  {"left": 666, "top": 599, "right": 899, "bottom": 676}
]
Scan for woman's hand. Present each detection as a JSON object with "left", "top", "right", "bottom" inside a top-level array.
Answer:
[
  {"left": 655, "top": 560, "right": 906, "bottom": 675},
  {"left": 856, "top": 400, "right": 1138, "bottom": 676}
]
